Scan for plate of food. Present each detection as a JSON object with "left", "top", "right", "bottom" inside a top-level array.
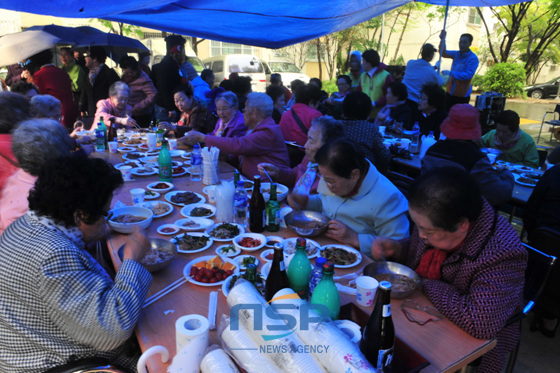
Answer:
[
  {"left": 122, "top": 139, "right": 143, "bottom": 146},
  {"left": 147, "top": 181, "right": 174, "bottom": 193},
  {"left": 138, "top": 143, "right": 161, "bottom": 151},
  {"left": 514, "top": 173, "right": 538, "bottom": 187},
  {"left": 233, "top": 233, "right": 266, "bottom": 252},
  {"left": 172, "top": 232, "right": 213, "bottom": 254},
  {"left": 131, "top": 166, "right": 157, "bottom": 176},
  {"left": 156, "top": 224, "right": 180, "bottom": 236},
  {"left": 235, "top": 255, "right": 259, "bottom": 271},
  {"left": 260, "top": 248, "right": 275, "bottom": 262},
  {"left": 184, "top": 255, "right": 239, "bottom": 286},
  {"left": 260, "top": 182, "right": 289, "bottom": 202},
  {"left": 265, "top": 236, "right": 284, "bottom": 248},
  {"left": 140, "top": 201, "right": 173, "bottom": 218},
  {"left": 282, "top": 237, "right": 320, "bottom": 258},
  {"left": 172, "top": 165, "right": 188, "bottom": 177},
  {"left": 117, "top": 146, "right": 137, "bottom": 153},
  {"left": 319, "top": 244, "right": 362, "bottom": 268},
  {"left": 215, "top": 244, "right": 241, "bottom": 257},
  {"left": 144, "top": 190, "right": 160, "bottom": 200},
  {"left": 169, "top": 149, "right": 188, "bottom": 157},
  {"left": 205, "top": 223, "right": 244, "bottom": 241},
  {"left": 122, "top": 151, "right": 146, "bottom": 160},
  {"left": 139, "top": 155, "right": 159, "bottom": 163},
  {"left": 180, "top": 203, "right": 216, "bottom": 218},
  {"left": 171, "top": 160, "right": 183, "bottom": 167},
  {"left": 114, "top": 160, "right": 142, "bottom": 169},
  {"left": 165, "top": 191, "right": 205, "bottom": 206},
  {"left": 174, "top": 217, "right": 214, "bottom": 231},
  {"left": 513, "top": 164, "right": 536, "bottom": 173}
]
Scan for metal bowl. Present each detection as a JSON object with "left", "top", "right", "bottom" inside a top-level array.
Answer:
[
  {"left": 363, "top": 261, "right": 420, "bottom": 298},
  {"left": 284, "top": 210, "right": 329, "bottom": 237},
  {"left": 118, "top": 238, "right": 177, "bottom": 273}
]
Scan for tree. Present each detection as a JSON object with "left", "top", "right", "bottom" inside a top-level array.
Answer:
[
  {"left": 278, "top": 41, "right": 312, "bottom": 70},
  {"left": 95, "top": 19, "right": 143, "bottom": 38}
]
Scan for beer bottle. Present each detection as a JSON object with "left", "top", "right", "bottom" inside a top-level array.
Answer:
[
  {"left": 249, "top": 175, "right": 265, "bottom": 233},
  {"left": 287, "top": 238, "right": 312, "bottom": 299},
  {"left": 264, "top": 243, "right": 290, "bottom": 301},
  {"left": 265, "top": 183, "right": 280, "bottom": 232},
  {"left": 359, "top": 281, "right": 395, "bottom": 372}
]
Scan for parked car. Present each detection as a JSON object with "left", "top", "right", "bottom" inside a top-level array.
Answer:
[
  {"left": 263, "top": 60, "right": 310, "bottom": 88},
  {"left": 524, "top": 76, "right": 560, "bottom": 99},
  {"left": 203, "top": 54, "right": 267, "bottom": 92}
]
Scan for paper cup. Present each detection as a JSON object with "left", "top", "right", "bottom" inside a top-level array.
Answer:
[
  {"left": 398, "top": 138, "right": 411, "bottom": 150},
  {"left": 487, "top": 153, "right": 498, "bottom": 164},
  {"left": 169, "top": 138, "right": 178, "bottom": 150},
  {"left": 119, "top": 166, "right": 132, "bottom": 181},
  {"left": 356, "top": 276, "right": 378, "bottom": 307},
  {"left": 146, "top": 133, "right": 157, "bottom": 152},
  {"left": 130, "top": 188, "right": 145, "bottom": 205},
  {"left": 108, "top": 141, "right": 118, "bottom": 153},
  {"left": 378, "top": 126, "right": 386, "bottom": 136},
  {"left": 204, "top": 185, "right": 217, "bottom": 203}
]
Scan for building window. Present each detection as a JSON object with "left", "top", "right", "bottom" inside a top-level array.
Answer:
[
  {"left": 210, "top": 41, "right": 253, "bottom": 57},
  {"left": 551, "top": 65, "right": 557, "bottom": 72},
  {"left": 468, "top": 9, "right": 482, "bottom": 25}
]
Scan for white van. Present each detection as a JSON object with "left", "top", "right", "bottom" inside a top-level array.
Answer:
[
  {"left": 263, "top": 60, "right": 311, "bottom": 88},
  {"left": 203, "top": 54, "right": 267, "bottom": 92}
]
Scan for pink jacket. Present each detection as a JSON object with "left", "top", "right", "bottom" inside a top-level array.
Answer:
[
  {"left": 279, "top": 103, "right": 322, "bottom": 147},
  {"left": 205, "top": 117, "right": 291, "bottom": 184},
  {"left": 211, "top": 111, "right": 247, "bottom": 138},
  {"left": 127, "top": 71, "right": 157, "bottom": 117},
  {"left": 0, "top": 169, "right": 36, "bottom": 235},
  {"left": 0, "top": 134, "right": 17, "bottom": 192},
  {"left": 93, "top": 99, "right": 133, "bottom": 129}
]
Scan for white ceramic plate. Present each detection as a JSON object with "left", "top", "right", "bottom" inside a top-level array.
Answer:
[
  {"left": 172, "top": 166, "right": 189, "bottom": 177},
  {"left": 205, "top": 223, "right": 245, "bottom": 242},
  {"left": 180, "top": 203, "right": 216, "bottom": 218},
  {"left": 114, "top": 160, "right": 142, "bottom": 169},
  {"left": 215, "top": 244, "right": 241, "bottom": 257},
  {"left": 180, "top": 152, "right": 192, "bottom": 161},
  {"left": 235, "top": 255, "right": 259, "bottom": 271},
  {"left": 156, "top": 224, "right": 180, "bottom": 235},
  {"left": 513, "top": 164, "right": 536, "bottom": 172},
  {"left": 122, "top": 140, "right": 143, "bottom": 147},
  {"left": 265, "top": 236, "right": 284, "bottom": 247},
  {"left": 140, "top": 201, "right": 174, "bottom": 218},
  {"left": 122, "top": 152, "right": 146, "bottom": 160},
  {"left": 183, "top": 255, "right": 240, "bottom": 286},
  {"left": 283, "top": 237, "right": 320, "bottom": 258},
  {"left": 171, "top": 160, "right": 183, "bottom": 167},
  {"left": 260, "top": 248, "right": 275, "bottom": 262},
  {"left": 165, "top": 191, "right": 206, "bottom": 206},
  {"left": 117, "top": 146, "right": 136, "bottom": 153},
  {"left": 233, "top": 233, "right": 267, "bottom": 252},
  {"left": 147, "top": 181, "right": 174, "bottom": 193},
  {"left": 174, "top": 217, "right": 214, "bottom": 231},
  {"left": 318, "top": 244, "right": 363, "bottom": 268},
  {"left": 513, "top": 173, "right": 538, "bottom": 188},
  {"left": 138, "top": 143, "right": 161, "bottom": 151},
  {"left": 139, "top": 155, "right": 159, "bottom": 163},
  {"left": 131, "top": 166, "right": 157, "bottom": 176},
  {"left": 261, "top": 261, "right": 272, "bottom": 278},
  {"left": 172, "top": 232, "right": 213, "bottom": 254},
  {"left": 169, "top": 149, "right": 188, "bottom": 157},
  {"left": 144, "top": 191, "right": 160, "bottom": 200}
]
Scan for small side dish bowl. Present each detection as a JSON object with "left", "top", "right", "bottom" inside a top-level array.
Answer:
[
  {"left": 233, "top": 233, "right": 267, "bottom": 252},
  {"left": 108, "top": 206, "right": 153, "bottom": 234}
]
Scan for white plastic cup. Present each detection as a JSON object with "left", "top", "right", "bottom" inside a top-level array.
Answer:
[
  {"left": 108, "top": 141, "right": 118, "bottom": 153},
  {"left": 355, "top": 276, "right": 379, "bottom": 307},
  {"left": 146, "top": 133, "right": 157, "bottom": 152},
  {"left": 487, "top": 153, "right": 498, "bottom": 164},
  {"left": 130, "top": 188, "right": 146, "bottom": 205},
  {"left": 169, "top": 138, "right": 178, "bottom": 150},
  {"left": 119, "top": 166, "right": 133, "bottom": 181},
  {"left": 204, "top": 185, "right": 217, "bottom": 203},
  {"left": 379, "top": 126, "right": 386, "bottom": 136},
  {"left": 399, "top": 138, "right": 411, "bottom": 150}
]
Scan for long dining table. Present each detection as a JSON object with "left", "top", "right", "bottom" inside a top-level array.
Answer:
[{"left": 95, "top": 145, "right": 496, "bottom": 373}]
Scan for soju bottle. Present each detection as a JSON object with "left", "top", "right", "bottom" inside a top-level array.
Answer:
[
  {"left": 287, "top": 237, "right": 312, "bottom": 299},
  {"left": 100, "top": 117, "right": 108, "bottom": 149},
  {"left": 265, "top": 183, "right": 280, "bottom": 232},
  {"left": 234, "top": 170, "right": 240, "bottom": 185},
  {"left": 158, "top": 141, "right": 172, "bottom": 182},
  {"left": 95, "top": 118, "right": 107, "bottom": 151},
  {"left": 310, "top": 261, "right": 340, "bottom": 320},
  {"left": 265, "top": 243, "right": 290, "bottom": 301},
  {"left": 360, "top": 281, "right": 395, "bottom": 372}
]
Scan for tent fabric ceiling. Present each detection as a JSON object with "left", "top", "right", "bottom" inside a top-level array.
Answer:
[{"left": 0, "top": 0, "right": 529, "bottom": 48}]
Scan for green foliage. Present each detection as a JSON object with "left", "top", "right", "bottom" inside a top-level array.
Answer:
[
  {"left": 95, "top": 19, "right": 143, "bottom": 38},
  {"left": 471, "top": 74, "right": 484, "bottom": 89},
  {"left": 481, "top": 63, "right": 527, "bottom": 98},
  {"left": 322, "top": 78, "right": 338, "bottom": 95}
]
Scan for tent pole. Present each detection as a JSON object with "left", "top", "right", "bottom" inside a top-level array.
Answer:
[{"left": 436, "top": 0, "right": 450, "bottom": 74}]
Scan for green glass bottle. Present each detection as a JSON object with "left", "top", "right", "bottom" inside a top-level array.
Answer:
[
  {"left": 310, "top": 261, "right": 340, "bottom": 320},
  {"left": 158, "top": 141, "right": 173, "bottom": 182},
  {"left": 265, "top": 183, "right": 280, "bottom": 232},
  {"left": 234, "top": 170, "right": 240, "bottom": 185},
  {"left": 100, "top": 117, "right": 108, "bottom": 149},
  {"left": 287, "top": 237, "right": 312, "bottom": 299}
]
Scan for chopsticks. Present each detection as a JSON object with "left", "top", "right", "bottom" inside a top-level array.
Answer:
[
  {"left": 143, "top": 276, "right": 191, "bottom": 308},
  {"left": 285, "top": 141, "right": 305, "bottom": 149}
]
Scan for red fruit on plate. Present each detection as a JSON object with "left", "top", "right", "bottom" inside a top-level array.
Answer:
[
  {"left": 190, "top": 267, "right": 198, "bottom": 276},
  {"left": 200, "top": 277, "right": 209, "bottom": 283},
  {"left": 209, "top": 277, "right": 218, "bottom": 283},
  {"left": 215, "top": 273, "right": 223, "bottom": 281},
  {"left": 226, "top": 270, "right": 233, "bottom": 276},
  {"left": 194, "top": 275, "right": 202, "bottom": 282}
]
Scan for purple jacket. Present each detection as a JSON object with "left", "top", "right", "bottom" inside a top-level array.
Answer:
[
  {"left": 211, "top": 111, "right": 247, "bottom": 138},
  {"left": 396, "top": 201, "right": 527, "bottom": 373},
  {"left": 205, "top": 116, "right": 291, "bottom": 183},
  {"left": 126, "top": 71, "right": 157, "bottom": 117}
]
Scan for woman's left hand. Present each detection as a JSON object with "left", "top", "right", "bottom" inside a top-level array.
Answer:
[{"left": 326, "top": 219, "right": 359, "bottom": 248}]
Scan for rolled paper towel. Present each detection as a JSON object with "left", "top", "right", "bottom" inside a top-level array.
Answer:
[
  {"left": 168, "top": 315, "right": 210, "bottom": 373},
  {"left": 200, "top": 348, "right": 240, "bottom": 373}
]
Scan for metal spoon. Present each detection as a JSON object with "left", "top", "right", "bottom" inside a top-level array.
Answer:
[
  {"left": 379, "top": 252, "right": 396, "bottom": 283},
  {"left": 262, "top": 167, "right": 273, "bottom": 183}
]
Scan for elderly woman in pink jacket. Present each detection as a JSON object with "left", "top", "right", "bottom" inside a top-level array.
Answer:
[
  {"left": 180, "top": 92, "right": 291, "bottom": 183},
  {"left": 93, "top": 81, "right": 137, "bottom": 129}
]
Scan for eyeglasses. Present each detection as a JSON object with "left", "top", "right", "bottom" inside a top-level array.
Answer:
[
  {"left": 318, "top": 173, "right": 335, "bottom": 188},
  {"left": 400, "top": 299, "right": 443, "bottom": 326},
  {"left": 216, "top": 105, "right": 234, "bottom": 112}
]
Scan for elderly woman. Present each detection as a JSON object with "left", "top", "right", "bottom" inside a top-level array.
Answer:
[
  {"left": 481, "top": 110, "right": 539, "bottom": 168},
  {"left": 374, "top": 81, "right": 413, "bottom": 131},
  {"left": 258, "top": 116, "right": 344, "bottom": 190},
  {"left": 372, "top": 167, "right": 527, "bottom": 373},
  {"left": 158, "top": 84, "right": 217, "bottom": 137},
  {"left": 280, "top": 84, "right": 323, "bottom": 148},
  {"left": 414, "top": 82, "right": 448, "bottom": 139},
  {"left": 93, "top": 81, "right": 137, "bottom": 129},
  {"left": 324, "top": 75, "right": 351, "bottom": 119},
  {"left": 293, "top": 138, "right": 409, "bottom": 253},
  {"left": 119, "top": 56, "right": 157, "bottom": 127},
  {"left": 0, "top": 119, "right": 77, "bottom": 234},
  {"left": 211, "top": 91, "right": 247, "bottom": 138},
  {"left": 0, "top": 155, "right": 152, "bottom": 372},
  {"left": 266, "top": 85, "right": 287, "bottom": 124},
  {"left": 181, "top": 92, "right": 291, "bottom": 184},
  {"left": 0, "top": 92, "right": 31, "bottom": 192},
  {"left": 30, "top": 94, "right": 61, "bottom": 120}
]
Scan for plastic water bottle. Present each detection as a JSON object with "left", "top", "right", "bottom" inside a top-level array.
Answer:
[
  {"left": 190, "top": 144, "right": 202, "bottom": 181},
  {"left": 308, "top": 257, "right": 327, "bottom": 298},
  {"left": 95, "top": 119, "right": 107, "bottom": 151},
  {"left": 410, "top": 122, "right": 421, "bottom": 154},
  {"left": 233, "top": 180, "right": 248, "bottom": 227},
  {"left": 420, "top": 131, "right": 437, "bottom": 159}
]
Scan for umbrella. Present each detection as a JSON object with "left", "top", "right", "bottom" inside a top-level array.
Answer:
[
  {"left": 26, "top": 24, "right": 84, "bottom": 45},
  {"left": 75, "top": 32, "right": 148, "bottom": 62},
  {"left": 0, "top": 30, "right": 60, "bottom": 66}
]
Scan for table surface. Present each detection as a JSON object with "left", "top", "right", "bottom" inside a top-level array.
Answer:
[
  {"left": 98, "top": 147, "right": 496, "bottom": 373},
  {"left": 391, "top": 154, "right": 535, "bottom": 205}
]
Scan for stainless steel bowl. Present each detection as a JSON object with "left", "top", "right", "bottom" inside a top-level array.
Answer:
[
  {"left": 118, "top": 238, "right": 177, "bottom": 272},
  {"left": 363, "top": 261, "right": 420, "bottom": 298},
  {"left": 284, "top": 210, "right": 329, "bottom": 237}
]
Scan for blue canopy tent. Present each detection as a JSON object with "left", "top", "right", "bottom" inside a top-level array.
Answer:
[{"left": 0, "top": 0, "right": 528, "bottom": 49}]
